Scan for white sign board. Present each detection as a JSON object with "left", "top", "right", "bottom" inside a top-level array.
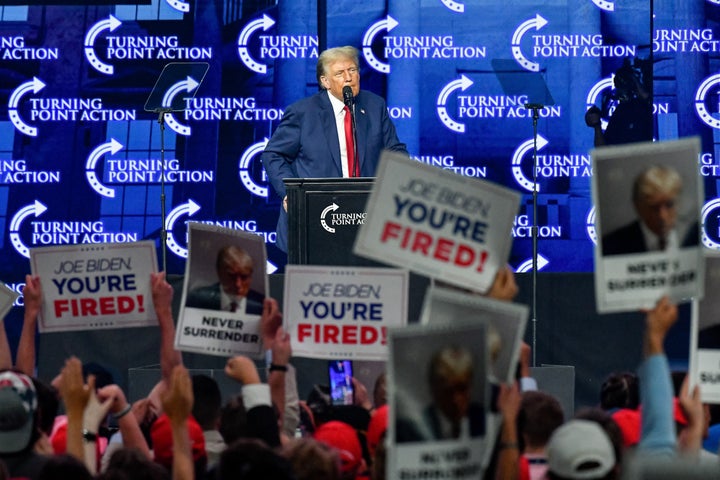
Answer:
[
  {"left": 592, "top": 138, "right": 704, "bottom": 313},
  {"left": 354, "top": 151, "right": 520, "bottom": 293},
  {"left": 30, "top": 241, "right": 158, "bottom": 332},
  {"left": 175, "top": 222, "right": 268, "bottom": 358},
  {"left": 284, "top": 265, "right": 408, "bottom": 360}
]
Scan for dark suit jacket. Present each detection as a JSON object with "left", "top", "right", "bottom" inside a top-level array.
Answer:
[
  {"left": 601, "top": 220, "right": 700, "bottom": 256},
  {"left": 185, "top": 283, "right": 264, "bottom": 315},
  {"left": 261, "top": 89, "right": 408, "bottom": 252},
  {"left": 395, "top": 403, "right": 486, "bottom": 443}
]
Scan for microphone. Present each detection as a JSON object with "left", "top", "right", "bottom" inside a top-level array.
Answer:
[{"left": 342, "top": 86, "right": 354, "bottom": 107}]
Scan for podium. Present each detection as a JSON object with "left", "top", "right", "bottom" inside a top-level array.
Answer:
[{"left": 284, "top": 177, "right": 378, "bottom": 266}]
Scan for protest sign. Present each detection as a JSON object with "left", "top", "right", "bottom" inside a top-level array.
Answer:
[
  {"left": 690, "top": 254, "right": 720, "bottom": 403},
  {"left": 388, "top": 322, "right": 495, "bottom": 479},
  {"left": 0, "top": 282, "right": 19, "bottom": 319},
  {"left": 284, "top": 265, "right": 408, "bottom": 360},
  {"left": 175, "top": 222, "right": 268, "bottom": 358},
  {"left": 592, "top": 138, "right": 704, "bottom": 313},
  {"left": 354, "top": 151, "right": 520, "bottom": 293},
  {"left": 30, "top": 241, "right": 157, "bottom": 332},
  {"left": 420, "top": 286, "right": 528, "bottom": 384}
]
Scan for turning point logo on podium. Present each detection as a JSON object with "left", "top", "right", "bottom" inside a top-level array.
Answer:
[{"left": 320, "top": 203, "right": 367, "bottom": 234}]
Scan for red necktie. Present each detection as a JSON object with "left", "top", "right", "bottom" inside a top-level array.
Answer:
[{"left": 344, "top": 106, "right": 356, "bottom": 177}]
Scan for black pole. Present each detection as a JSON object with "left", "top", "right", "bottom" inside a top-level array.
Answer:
[
  {"left": 351, "top": 104, "right": 359, "bottom": 176},
  {"left": 157, "top": 110, "right": 169, "bottom": 273},
  {"left": 525, "top": 102, "right": 543, "bottom": 367}
]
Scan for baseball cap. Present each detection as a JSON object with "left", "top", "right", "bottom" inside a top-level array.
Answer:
[
  {"left": 610, "top": 408, "right": 640, "bottom": 447},
  {"left": 313, "top": 420, "right": 362, "bottom": 476},
  {"left": 547, "top": 420, "right": 616, "bottom": 479},
  {"left": 366, "top": 405, "right": 388, "bottom": 458},
  {"left": 0, "top": 371, "right": 37, "bottom": 454},
  {"left": 151, "top": 413, "right": 206, "bottom": 468}
]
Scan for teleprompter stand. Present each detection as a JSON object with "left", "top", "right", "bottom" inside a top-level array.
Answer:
[
  {"left": 144, "top": 62, "right": 209, "bottom": 271},
  {"left": 492, "top": 59, "right": 555, "bottom": 366}
]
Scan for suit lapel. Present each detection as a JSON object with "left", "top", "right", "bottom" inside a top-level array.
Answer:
[{"left": 318, "top": 92, "right": 343, "bottom": 174}]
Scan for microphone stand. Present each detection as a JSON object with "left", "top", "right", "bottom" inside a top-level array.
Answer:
[
  {"left": 524, "top": 102, "right": 543, "bottom": 367},
  {"left": 155, "top": 107, "right": 172, "bottom": 273},
  {"left": 350, "top": 102, "right": 359, "bottom": 177}
]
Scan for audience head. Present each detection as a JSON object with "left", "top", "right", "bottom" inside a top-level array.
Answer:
[
  {"left": 366, "top": 404, "right": 388, "bottom": 459},
  {"left": 518, "top": 390, "right": 564, "bottom": 451},
  {"left": 37, "top": 453, "right": 92, "bottom": 480},
  {"left": 282, "top": 437, "right": 341, "bottom": 480},
  {"left": 191, "top": 374, "right": 222, "bottom": 431},
  {"left": 313, "top": 420, "right": 364, "bottom": 480},
  {"left": 0, "top": 370, "right": 39, "bottom": 455},
  {"left": 151, "top": 413, "right": 207, "bottom": 473},
  {"left": 600, "top": 372, "right": 639, "bottom": 410},
  {"left": 574, "top": 408, "right": 624, "bottom": 472},
  {"left": 82, "top": 361, "right": 116, "bottom": 389},
  {"left": 608, "top": 408, "right": 641, "bottom": 448},
  {"left": 218, "top": 438, "right": 295, "bottom": 480},
  {"left": 547, "top": 419, "right": 617, "bottom": 480},
  {"left": 98, "top": 447, "right": 169, "bottom": 480},
  {"left": 30, "top": 377, "right": 59, "bottom": 438},
  {"left": 373, "top": 373, "right": 387, "bottom": 408},
  {"left": 306, "top": 384, "right": 333, "bottom": 426},
  {"left": 219, "top": 394, "right": 248, "bottom": 445}
]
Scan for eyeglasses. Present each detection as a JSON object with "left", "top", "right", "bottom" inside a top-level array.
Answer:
[{"left": 331, "top": 67, "right": 359, "bottom": 79}]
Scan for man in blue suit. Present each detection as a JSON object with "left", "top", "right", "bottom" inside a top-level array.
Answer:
[{"left": 261, "top": 45, "right": 408, "bottom": 253}]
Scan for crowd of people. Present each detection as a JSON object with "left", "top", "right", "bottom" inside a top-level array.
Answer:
[
  {"left": 0, "top": 44, "right": 716, "bottom": 480},
  {"left": 0, "top": 265, "right": 718, "bottom": 480}
]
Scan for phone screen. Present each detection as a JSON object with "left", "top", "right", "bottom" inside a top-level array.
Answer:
[{"left": 328, "top": 360, "right": 354, "bottom": 406}]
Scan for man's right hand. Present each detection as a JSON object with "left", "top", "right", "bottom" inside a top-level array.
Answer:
[{"left": 283, "top": 195, "right": 288, "bottom": 212}]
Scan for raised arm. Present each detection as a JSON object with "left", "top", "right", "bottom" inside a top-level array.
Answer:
[
  {"left": 161, "top": 365, "right": 195, "bottom": 480},
  {"left": 152, "top": 272, "right": 182, "bottom": 386},
  {"left": 16, "top": 274, "right": 42, "bottom": 375},
  {"left": 97, "top": 383, "right": 151, "bottom": 459},
  {"left": 637, "top": 296, "right": 677, "bottom": 455}
]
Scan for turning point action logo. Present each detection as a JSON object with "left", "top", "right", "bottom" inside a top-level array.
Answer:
[
  {"left": 237, "top": 14, "right": 318, "bottom": 74},
  {"left": 238, "top": 139, "right": 269, "bottom": 197},
  {"left": 8, "top": 77, "right": 136, "bottom": 137},
  {"left": 701, "top": 198, "right": 720, "bottom": 249},
  {"left": 320, "top": 203, "right": 366, "bottom": 234},
  {"left": 511, "top": 13, "right": 635, "bottom": 72},
  {"left": 511, "top": 135, "right": 591, "bottom": 192},
  {"left": 9, "top": 201, "right": 138, "bottom": 258},
  {"left": 84, "top": 13, "right": 210, "bottom": 76},
  {"left": 695, "top": 74, "right": 720, "bottom": 130},
  {"left": 85, "top": 138, "right": 214, "bottom": 198},
  {"left": 362, "top": 15, "right": 486, "bottom": 75}
]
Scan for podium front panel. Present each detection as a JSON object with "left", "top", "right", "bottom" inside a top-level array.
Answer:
[{"left": 285, "top": 178, "right": 380, "bottom": 266}]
